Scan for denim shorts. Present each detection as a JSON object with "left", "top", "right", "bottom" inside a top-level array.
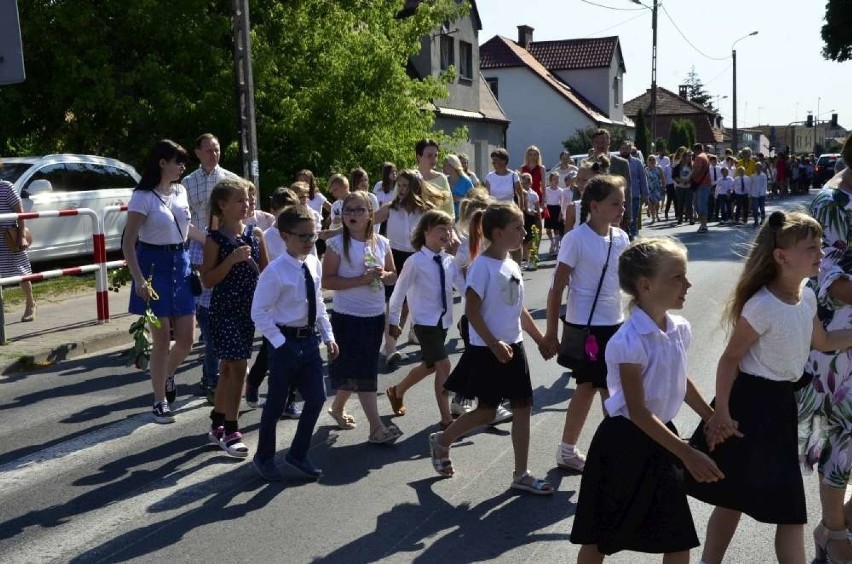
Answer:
[{"left": 695, "top": 186, "right": 711, "bottom": 216}]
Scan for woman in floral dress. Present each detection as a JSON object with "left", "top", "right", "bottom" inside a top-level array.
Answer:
[{"left": 798, "top": 136, "right": 852, "bottom": 560}]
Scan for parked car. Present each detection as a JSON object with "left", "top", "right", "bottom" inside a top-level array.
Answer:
[
  {"left": 0, "top": 154, "right": 139, "bottom": 263},
  {"left": 815, "top": 153, "right": 842, "bottom": 188}
]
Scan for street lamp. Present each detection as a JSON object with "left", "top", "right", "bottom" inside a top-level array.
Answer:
[{"left": 731, "top": 31, "right": 758, "bottom": 154}]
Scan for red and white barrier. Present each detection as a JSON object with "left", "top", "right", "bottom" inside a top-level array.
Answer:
[{"left": 0, "top": 207, "right": 130, "bottom": 342}]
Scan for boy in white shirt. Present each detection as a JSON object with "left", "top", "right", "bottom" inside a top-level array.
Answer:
[
  {"left": 251, "top": 205, "right": 338, "bottom": 481},
  {"left": 520, "top": 173, "right": 541, "bottom": 271},
  {"left": 716, "top": 167, "right": 734, "bottom": 224},
  {"left": 732, "top": 166, "right": 751, "bottom": 225},
  {"left": 750, "top": 163, "right": 769, "bottom": 226}
]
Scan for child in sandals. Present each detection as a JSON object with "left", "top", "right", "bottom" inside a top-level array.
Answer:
[{"left": 430, "top": 202, "right": 554, "bottom": 495}]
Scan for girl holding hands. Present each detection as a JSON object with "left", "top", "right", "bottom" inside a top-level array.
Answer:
[{"left": 687, "top": 211, "right": 852, "bottom": 564}]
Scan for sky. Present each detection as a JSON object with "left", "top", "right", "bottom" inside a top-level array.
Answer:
[{"left": 478, "top": 0, "right": 851, "bottom": 130}]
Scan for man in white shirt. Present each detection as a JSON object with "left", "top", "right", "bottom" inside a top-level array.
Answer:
[{"left": 183, "top": 133, "right": 238, "bottom": 235}]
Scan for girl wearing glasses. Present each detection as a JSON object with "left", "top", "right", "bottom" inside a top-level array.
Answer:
[
  {"left": 372, "top": 170, "right": 447, "bottom": 366},
  {"left": 201, "top": 178, "right": 269, "bottom": 458},
  {"left": 322, "top": 192, "right": 401, "bottom": 443}
]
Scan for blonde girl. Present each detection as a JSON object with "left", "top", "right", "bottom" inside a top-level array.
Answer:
[
  {"left": 385, "top": 210, "right": 459, "bottom": 431},
  {"left": 542, "top": 175, "right": 631, "bottom": 472},
  {"left": 687, "top": 211, "right": 852, "bottom": 564},
  {"left": 349, "top": 167, "right": 380, "bottom": 231},
  {"left": 323, "top": 192, "right": 401, "bottom": 443},
  {"left": 571, "top": 238, "right": 721, "bottom": 562},
  {"left": 373, "top": 169, "right": 446, "bottom": 364},
  {"left": 202, "top": 178, "right": 269, "bottom": 458},
  {"left": 432, "top": 202, "right": 553, "bottom": 495}
]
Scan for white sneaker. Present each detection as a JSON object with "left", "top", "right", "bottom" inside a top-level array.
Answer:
[
  {"left": 556, "top": 445, "right": 586, "bottom": 472},
  {"left": 491, "top": 404, "right": 513, "bottom": 425},
  {"left": 451, "top": 398, "right": 475, "bottom": 417}
]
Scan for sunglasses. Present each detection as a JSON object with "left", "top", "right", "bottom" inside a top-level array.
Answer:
[
  {"left": 342, "top": 207, "right": 368, "bottom": 216},
  {"left": 286, "top": 231, "right": 318, "bottom": 243}
]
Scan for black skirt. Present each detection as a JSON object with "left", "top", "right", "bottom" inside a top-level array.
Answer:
[
  {"left": 685, "top": 372, "right": 806, "bottom": 524},
  {"left": 444, "top": 343, "right": 533, "bottom": 408},
  {"left": 565, "top": 322, "right": 621, "bottom": 389},
  {"left": 328, "top": 312, "right": 385, "bottom": 392},
  {"left": 571, "top": 417, "right": 699, "bottom": 555},
  {"left": 544, "top": 205, "right": 563, "bottom": 229}
]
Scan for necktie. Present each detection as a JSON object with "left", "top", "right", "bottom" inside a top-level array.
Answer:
[
  {"left": 434, "top": 254, "right": 447, "bottom": 326},
  {"left": 713, "top": 168, "right": 717, "bottom": 181},
  {"left": 740, "top": 178, "right": 744, "bottom": 193},
  {"left": 302, "top": 263, "right": 317, "bottom": 327}
]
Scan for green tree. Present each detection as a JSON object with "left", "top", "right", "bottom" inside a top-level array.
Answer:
[
  {"left": 683, "top": 66, "right": 715, "bottom": 110},
  {"left": 822, "top": 0, "right": 852, "bottom": 61},
  {"left": 562, "top": 125, "right": 628, "bottom": 155},
  {"left": 668, "top": 119, "right": 696, "bottom": 152},
  {"left": 0, "top": 0, "right": 466, "bottom": 194},
  {"left": 654, "top": 137, "right": 667, "bottom": 153},
  {"left": 634, "top": 108, "right": 651, "bottom": 160}
]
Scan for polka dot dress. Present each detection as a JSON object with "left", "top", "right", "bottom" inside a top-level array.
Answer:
[{"left": 209, "top": 225, "right": 260, "bottom": 361}]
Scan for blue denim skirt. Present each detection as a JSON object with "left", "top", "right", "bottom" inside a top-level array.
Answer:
[{"left": 128, "top": 244, "right": 195, "bottom": 318}]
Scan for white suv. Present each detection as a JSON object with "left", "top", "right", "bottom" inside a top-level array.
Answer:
[{"left": 0, "top": 154, "right": 140, "bottom": 263}]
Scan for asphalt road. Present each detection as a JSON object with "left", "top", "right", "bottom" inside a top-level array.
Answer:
[{"left": 0, "top": 193, "right": 835, "bottom": 563}]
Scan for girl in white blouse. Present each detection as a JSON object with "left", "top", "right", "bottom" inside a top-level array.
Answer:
[
  {"left": 571, "top": 237, "right": 720, "bottom": 560},
  {"left": 687, "top": 211, "right": 852, "bottom": 564}
]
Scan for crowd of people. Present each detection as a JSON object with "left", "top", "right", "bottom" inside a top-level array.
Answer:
[{"left": 108, "top": 127, "right": 852, "bottom": 563}]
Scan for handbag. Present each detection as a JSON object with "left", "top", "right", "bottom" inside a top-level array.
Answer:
[
  {"left": 557, "top": 227, "right": 614, "bottom": 369},
  {"left": 2, "top": 226, "right": 21, "bottom": 253},
  {"left": 152, "top": 191, "right": 202, "bottom": 297}
]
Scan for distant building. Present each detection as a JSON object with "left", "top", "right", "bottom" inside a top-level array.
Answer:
[
  {"left": 624, "top": 86, "right": 724, "bottom": 151},
  {"left": 756, "top": 122, "right": 848, "bottom": 156},
  {"left": 479, "top": 25, "right": 634, "bottom": 167},
  {"left": 401, "top": 0, "right": 509, "bottom": 181}
]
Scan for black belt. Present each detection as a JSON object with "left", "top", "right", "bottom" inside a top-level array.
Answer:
[
  {"left": 138, "top": 241, "right": 184, "bottom": 251},
  {"left": 277, "top": 325, "right": 317, "bottom": 339}
]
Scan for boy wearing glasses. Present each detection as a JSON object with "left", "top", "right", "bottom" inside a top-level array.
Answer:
[{"left": 251, "top": 205, "right": 338, "bottom": 481}]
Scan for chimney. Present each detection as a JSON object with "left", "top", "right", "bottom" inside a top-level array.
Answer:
[
  {"left": 678, "top": 84, "right": 689, "bottom": 99},
  {"left": 517, "top": 25, "right": 534, "bottom": 49}
]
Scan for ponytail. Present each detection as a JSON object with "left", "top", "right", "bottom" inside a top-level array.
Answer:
[{"left": 467, "top": 209, "right": 484, "bottom": 261}]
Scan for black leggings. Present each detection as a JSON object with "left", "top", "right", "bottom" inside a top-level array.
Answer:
[{"left": 664, "top": 184, "right": 676, "bottom": 216}]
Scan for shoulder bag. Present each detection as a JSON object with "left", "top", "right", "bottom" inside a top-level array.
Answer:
[
  {"left": 153, "top": 191, "right": 202, "bottom": 296},
  {"left": 557, "top": 227, "right": 614, "bottom": 369}
]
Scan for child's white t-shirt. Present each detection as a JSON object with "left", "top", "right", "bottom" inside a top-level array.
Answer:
[
  {"left": 307, "top": 192, "right": 328, "bottom": 216},
  {"left": 604, "top": 308, "right": 691, "bottom": 423},
  {"left": 524, "top": 188, "right": 539, "bottom": 214},
  {"left": 545, "top": 186, "right": 563, "bottom": 206},
  {"left": 326, "top": 234, "right": 391, "bottom": 317},
  {"left": 557, "top": 223, "right": 629, "bottom": 326},
  {"left": 739, "top": 285, "right": 816, "bottom": 382},
  {"left": 466, "top": 255, "right": 524, "bottom": 346}
]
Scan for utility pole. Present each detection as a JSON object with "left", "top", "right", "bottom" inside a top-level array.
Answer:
[
  {"left": 650, "top": 0, "right": 658, "bottom": 142},
  {"left": 232, "top": 0, "right": 259, "bottom": 189},
  {"left": 732, "top": 48, "right": 738, "bottom": 154}
]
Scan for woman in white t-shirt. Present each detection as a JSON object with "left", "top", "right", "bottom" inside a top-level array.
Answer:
[
  {"left": 122, "top": 139, "right": 196, "bottom": 424},
  {"left": 542, "top": 174, "right": 630, "bottom": 472},
  {"left": 484, "top": 148, "right": 522, "bottom": 204}
]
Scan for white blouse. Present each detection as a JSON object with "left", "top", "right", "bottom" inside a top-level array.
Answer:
[
  {"left": 604, "top": 308, "right": 690, "bottom": 424},
  {"left": 326, "top": 234, "right": 391, "bottom": 317},
  {"left": 385, "top": 207, "right": 422, "bottom": 253},
  {"left": 486, "top": 171, "right": 519, "bottom": 202},
  {"left": 128, "top": 184, "right": 191, "bottom": 245}
]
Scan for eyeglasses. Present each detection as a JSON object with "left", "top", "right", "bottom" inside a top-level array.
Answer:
[
  {"left": 342, "top": 207, "right": 368, "bottom": 216},
  {"left": 286, "top": 231, "right": 318, "bottom": 243}
]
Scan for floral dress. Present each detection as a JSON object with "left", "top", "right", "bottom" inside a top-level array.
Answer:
[
  {"left": 645, "top": 166, "right": 662, "bottom": 203},
  {"left": 797, "top": 187, "right": 852, "bottom": 487},
  {"left": 209, "top": 225, "right": 260, "bottom": 361}
]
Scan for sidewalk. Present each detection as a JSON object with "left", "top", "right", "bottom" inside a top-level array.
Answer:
[{"left": 1, "top": 286, "right": 135, "bottom": 375}]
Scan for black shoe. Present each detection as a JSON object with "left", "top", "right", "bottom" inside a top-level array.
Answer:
[
  {"left": 165, "top": 376, "right": 176, "bottom": 404},
  {"left": 253, "top": 455, "right": 284, "bottom": 481},
  {"left": 284, "top": 453, "right": 322, "bottom": 479}
]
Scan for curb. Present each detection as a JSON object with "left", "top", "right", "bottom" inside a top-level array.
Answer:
[{"left": 0, "top": 322, "right": 132, "bottom": 375}]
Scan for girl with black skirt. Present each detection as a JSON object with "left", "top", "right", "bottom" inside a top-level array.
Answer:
[
  {"left": 686, "top": 211, "right": 852, "bottom": 564},
  {"left": 571, "top": 237, "right": 721, "bottom": 562},
  {"left": 431, "top": 202, "right": 553, "bottom": 495}
]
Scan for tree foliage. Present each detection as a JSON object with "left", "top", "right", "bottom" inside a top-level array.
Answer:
[
  {"left": 822, "top": 0, "right": 852, "bottom": 61},
  {"left": 562, "top": 125, "right": 629, "bottom": 155},
  {"left": 0, "top": 0, "right": 467, "bottom": 193},
  {"left": 668, "top": 119, "right": 695, "bottom": 152},
  {"left": 633, "top": 108, "right": 650, "bottom": 160},
  {"left": 683, "top": 66, "right": 715, "bottom": 111}
]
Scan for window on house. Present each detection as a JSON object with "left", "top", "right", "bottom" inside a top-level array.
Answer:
[
  {"left": 612, "top": 76, "right": 620, "bottom": 107},
  {"left": 459, "top": 41, "right": 473, "bottom": 81},
  {"left": 485, "top": 77, "right": 499, "bottom": 100},
  {"left": 440, "top": 35, "right": 454, "bottom": 72}
]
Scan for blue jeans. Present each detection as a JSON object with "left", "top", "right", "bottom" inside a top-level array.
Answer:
[
  {"left": 196, "top": 305, "right": 219, "bottom": 388},
  {"left": 630, "top": 197, "right": 641, "bottom": 236},
  {"left": 751, "top": 196, "right": 766, "bottom": 224},
  {"left": 255, "top": 334, "right": 326, "bottom": 463}
]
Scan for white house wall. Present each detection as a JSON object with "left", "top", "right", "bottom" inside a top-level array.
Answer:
[
  {"left": 484, "top": 67, "right": 596, "bottom": 168},
  {"left": 555, "top": 67, "right": 609, "bottom": 118}
]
